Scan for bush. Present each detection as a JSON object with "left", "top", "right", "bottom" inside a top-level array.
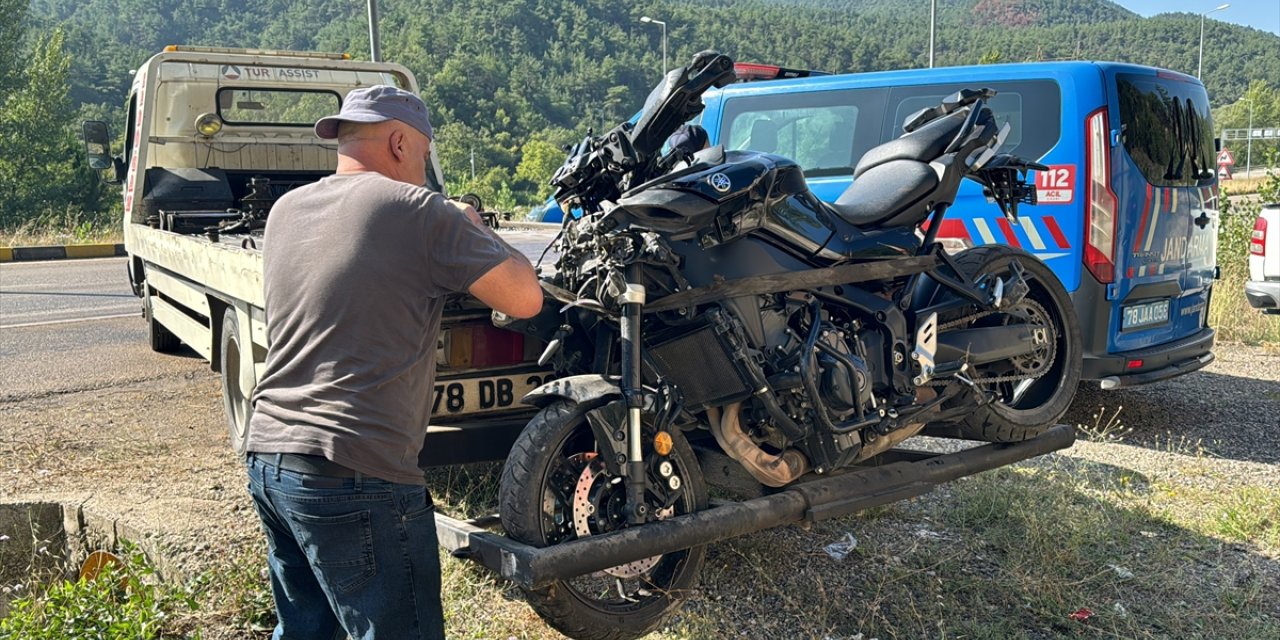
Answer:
[{"left": 0, "top": 549, "right": 195, "bottom": 640}]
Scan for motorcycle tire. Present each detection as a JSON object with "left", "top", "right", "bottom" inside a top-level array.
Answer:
[
  {"left": 499, "top": 399, "right": 707, "bottom": 640},
  {"left": 939, "top": 245, "right": 1082, "bottom": 442}
]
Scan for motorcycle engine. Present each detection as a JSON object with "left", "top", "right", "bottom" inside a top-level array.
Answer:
[{"left": 815, "top": 330, "right": 875, "bottom": 420}]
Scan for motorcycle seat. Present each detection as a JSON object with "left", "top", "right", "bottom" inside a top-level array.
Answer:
[
  {"left": 853, "top": 111, "right": 967, "bottom": 178},
  {"left": 828, "top": 159, "right": 939, "bottom": 227}
]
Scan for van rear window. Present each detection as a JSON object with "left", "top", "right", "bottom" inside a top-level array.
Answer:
[{"left": 1116, "top": 74, "right": 1215, "bottom": 187}]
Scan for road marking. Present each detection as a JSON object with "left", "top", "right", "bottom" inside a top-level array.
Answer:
[{"left": 1, "top": 312, "right": 137, "bottom": 329}]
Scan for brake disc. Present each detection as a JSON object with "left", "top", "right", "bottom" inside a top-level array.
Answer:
[{"left": 571, "top": 455, "right": 673, "bottom": 579}]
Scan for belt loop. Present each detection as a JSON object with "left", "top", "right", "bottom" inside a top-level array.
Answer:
[
  {"left": 274, "top": 453, "right": 283, "bottom": 481},
  {"left": 354, "top": 470, "right": 363, "bottom": 491}
]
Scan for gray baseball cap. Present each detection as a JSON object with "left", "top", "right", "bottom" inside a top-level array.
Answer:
[{"left": 315, "top": 85, "right": 434, "bottom": 141}]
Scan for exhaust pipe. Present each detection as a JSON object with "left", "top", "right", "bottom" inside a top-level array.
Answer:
[{"left": 707, "top": 403, "right": 809, "bottom": 487}]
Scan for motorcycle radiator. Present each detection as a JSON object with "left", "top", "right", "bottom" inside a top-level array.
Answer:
[{"left": 646, "top": 323, "right": 754, "bottom": 412}]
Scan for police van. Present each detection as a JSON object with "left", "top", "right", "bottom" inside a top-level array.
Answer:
[{"left": 685, "top": 61, "right": 1218, "bottom": 389}]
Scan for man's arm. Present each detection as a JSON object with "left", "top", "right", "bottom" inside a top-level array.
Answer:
[{"left": 454, "top": 203, "right": 543, "bottom": 319}]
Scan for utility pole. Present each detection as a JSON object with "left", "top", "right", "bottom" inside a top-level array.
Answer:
[
  {"left": 367, "top": 0, "right": 382, "bottom": 62},
  {"left": 1247, "top": 95, "right": 1254, "bottom": 177},
  {"left": 928, "top": 0, "right": 937, "bottom": 68}
]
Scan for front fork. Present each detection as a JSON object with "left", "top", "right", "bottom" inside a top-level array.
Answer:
[{"left": 618, "top": 282, "right": 649, "bottom": 525}]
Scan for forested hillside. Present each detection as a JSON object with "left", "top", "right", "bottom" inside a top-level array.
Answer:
[{"left": 6, "top": 0, "right": 1280, "bottom": 226}]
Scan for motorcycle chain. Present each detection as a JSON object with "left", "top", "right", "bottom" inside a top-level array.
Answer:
[{"left": 924, "top": 300, "right": 1057, "bottom": 388}]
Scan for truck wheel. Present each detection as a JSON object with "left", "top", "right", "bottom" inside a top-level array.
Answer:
[
  {"left": 220, "top": 307, "right": 253, "bottom": 454},
  {"left": 143, "top": 288, "right": 181, "bottom": 353},
  {"left": 941, "top": 246, "right": 1082, "bottom": 442},
  {"left": 499, "top": 400, "right": 707, "bottom": 640}
]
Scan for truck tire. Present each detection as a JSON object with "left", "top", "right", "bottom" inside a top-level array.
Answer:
[
  {"left": 940, "top": 245, "right": 1082, "bottom": 442},
  {"left": 499, "top": 400, "right": 707, "bottom": 640},
  {"left": 143, "top": 288, "right": 181, "bottom": 353},
  {"left": 220, "top": 307, "right": 253, "bottom": 454}
]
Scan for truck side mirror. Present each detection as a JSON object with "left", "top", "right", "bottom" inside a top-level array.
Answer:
[
  {"left": 83, "top": 120, "right": 124, "bottom": 184},
  {"left": 83, "top": 120, "right": 113, "bottom": 170}
]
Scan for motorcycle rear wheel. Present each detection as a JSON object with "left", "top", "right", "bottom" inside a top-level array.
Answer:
[
  {"left": 939, "top": 245, "right": 1082, "bottom": 441},
  {"left": 499, "top": 399, "right": 708, "bottom": 640}
]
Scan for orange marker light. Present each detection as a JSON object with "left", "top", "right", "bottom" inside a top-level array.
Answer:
[{"left": 654, "top": 431, "right": 673, "bottom": 456}]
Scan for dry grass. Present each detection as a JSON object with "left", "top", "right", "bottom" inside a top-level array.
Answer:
[
  {"left": 0, "top": 224, "right": 121, "bottom": 248},
  {"left": 1221, "top": 176, "right": 1271, "bottom": 196}
]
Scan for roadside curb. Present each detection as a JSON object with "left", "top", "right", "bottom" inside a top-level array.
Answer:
[{"left": 0, "top": 243, "right": 126, "bottom": 263}]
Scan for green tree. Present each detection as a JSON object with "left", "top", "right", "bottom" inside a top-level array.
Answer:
[
  {"left": 0, "top": 0, "right": 27, "bottom": 97},
  {"left": 0, "top": 26, "right": 107, "bottom": 228},
  {"left": 516, "top": 138, "right": 567, "bottom": 201}
]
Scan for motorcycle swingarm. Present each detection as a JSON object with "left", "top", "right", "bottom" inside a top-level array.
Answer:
[
  {"left": 935, "top": 324, "right": 1045, "bottom": 365},
  {"left": 910, "top": 244, "right": 1030, "bottom": 314}
]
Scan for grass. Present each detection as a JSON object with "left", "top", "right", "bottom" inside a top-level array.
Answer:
[
  {"left": 4, "top": 446, "right": 1276, "bottom": 639},
  {"left": 0, "top": 545, "right": 196, "bottom": 640},
  {"left": 0, "top": 209, "right": 122, "bottom": 247},
  {"left": 1221, "top": 175, "right": 1273, "bottom": 197}
]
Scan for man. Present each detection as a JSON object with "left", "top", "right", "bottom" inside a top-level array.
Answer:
[{"left": 244, "top": 85, "right": 542, "bottom": 640}]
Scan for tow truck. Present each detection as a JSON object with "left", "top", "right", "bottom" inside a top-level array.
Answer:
[{"left": 82, "top": 46, "right": 556, "bottom": 465}]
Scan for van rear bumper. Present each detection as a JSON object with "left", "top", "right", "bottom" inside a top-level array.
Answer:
[{"left": 1082, "top": 327, "right": 1215, "bottom": 389}]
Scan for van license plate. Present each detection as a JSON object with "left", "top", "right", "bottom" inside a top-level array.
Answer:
[
  {"left": 1122, "top": 301, "right": 1170, "bottom": 330},
  {"left": 433, "top": 373, "right": 555, "bottom": 416}
]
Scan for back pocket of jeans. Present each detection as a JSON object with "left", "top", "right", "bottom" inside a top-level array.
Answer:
[{"left": 287, "top": 509, "right": 377, "bottom": 594}]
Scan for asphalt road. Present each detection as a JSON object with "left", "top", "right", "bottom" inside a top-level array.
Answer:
[
  {"left": 0, "top": 257, "right": 205, "bottom": 401},
  {"left": 0, "top": 257, "right": 136, "bottom": 327}
]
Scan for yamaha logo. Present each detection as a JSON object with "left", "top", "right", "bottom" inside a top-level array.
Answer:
[{"left": 709, "top": 173, "right": 732, "bottom": 193}]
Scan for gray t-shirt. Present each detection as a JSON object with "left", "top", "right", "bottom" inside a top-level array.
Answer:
[{"left": 247, "top": 172, "right": 508, "bottom": 485}]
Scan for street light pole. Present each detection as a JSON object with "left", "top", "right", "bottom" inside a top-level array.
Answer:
[
  {"left": 929, "top": 0, "right": 936, "bottom": 69},
  {"left": 640, "top": 16, "right": 668, "bottom": 75},
  {"left": 367, "top": 0, "right": 381, "bottom": 62},
  {"left": 1197, "top": 3, "right": 1229, "bottom": 79}
]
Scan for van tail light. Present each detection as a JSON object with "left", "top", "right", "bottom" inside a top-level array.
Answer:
[
  {"left": 1252, "top": 216, "right": 1268, "bottom": 256},
  {"left": 1084, "top": 107, "right": 1118, "bottom": 284}
]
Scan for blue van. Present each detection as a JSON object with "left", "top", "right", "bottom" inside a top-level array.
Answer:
[
  {"left": 712, "top": 62, "right": 1220, "bottom": 388},
  {"left": 541, "top": 62, "right": 1218, "bottom": 388}
]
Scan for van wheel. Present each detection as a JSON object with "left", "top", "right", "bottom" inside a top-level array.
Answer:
[
  {"left": 220, "top": 307, "right": 253, "bottom": 454},
  {"left": 938, "top": 246, "right": 1082, "bottom": 442},
  {"left": 143, "top": 288, "right": 181, "bottom": 353}
]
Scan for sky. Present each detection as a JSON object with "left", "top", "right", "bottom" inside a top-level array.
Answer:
[{"left": 1115, "top": 0, "right": 1280, "bottom": 35}]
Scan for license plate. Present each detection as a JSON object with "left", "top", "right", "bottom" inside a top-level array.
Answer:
[
  {"left": 1122, "top": 300, "right": 1170, "bottom": 330},
  {"left": 432, "top": 372, "right": 555, "bottom": 417}
]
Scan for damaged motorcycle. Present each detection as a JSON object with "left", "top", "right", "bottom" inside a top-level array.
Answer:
[{"left": 494, "top": 51, "right": 1081, "bottom": 640}]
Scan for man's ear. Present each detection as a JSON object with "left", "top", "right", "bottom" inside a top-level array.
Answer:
[{"left": 389, "top": 128, "right": 407, "bottom": 162}]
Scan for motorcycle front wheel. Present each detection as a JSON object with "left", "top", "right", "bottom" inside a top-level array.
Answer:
[{"left": 498, "top": 399, "right": 708, "bottom": 640}]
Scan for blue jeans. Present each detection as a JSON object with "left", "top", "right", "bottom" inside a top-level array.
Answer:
[{"left": 246, "top": 454, "right": 445, "bottom": 640}]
